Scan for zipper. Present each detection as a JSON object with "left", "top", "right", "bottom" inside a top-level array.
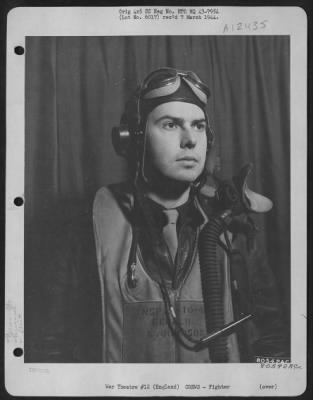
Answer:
[{"left": 173, "top": 227, "right": 199, "bottom": 362}]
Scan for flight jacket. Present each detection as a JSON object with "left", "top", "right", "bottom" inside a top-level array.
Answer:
[{"left": 92, "top": 183, "right": 289, "bottom": 363}]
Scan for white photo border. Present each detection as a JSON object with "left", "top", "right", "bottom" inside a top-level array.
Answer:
[{"left": 5, "top": 6, "right": 307, "bottom": 397}]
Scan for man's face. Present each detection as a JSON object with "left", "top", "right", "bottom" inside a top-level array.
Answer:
[{"left": 145, "top": 101, "right": 207, "bottom": 183}]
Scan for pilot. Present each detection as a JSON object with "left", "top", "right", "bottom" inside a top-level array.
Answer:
[{"left": 93, "top": 67, "right": 288, "bottom": 363}]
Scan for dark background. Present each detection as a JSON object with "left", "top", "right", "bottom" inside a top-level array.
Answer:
[{"left": 24, "top": 35, "right": 290, "bottom": 362}]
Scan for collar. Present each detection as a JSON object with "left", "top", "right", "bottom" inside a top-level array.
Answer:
[
  {"left": 108, "top": 182, "right": 215, "bottom": 229},
  {"left": 145, "top": 194, "right": 205, "bottom": 232}
]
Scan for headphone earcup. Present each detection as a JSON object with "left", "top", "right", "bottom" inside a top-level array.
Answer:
[
  {"left": 112, "top": 124, "right": 144, "bottom": 161},
  {"left": 112, "top": 124, "right": 132, "bottom": 157}
]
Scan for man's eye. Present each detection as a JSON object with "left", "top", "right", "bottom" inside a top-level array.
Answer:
[
  {"left": 162, "top": 121, "right": 177, "bottom": 129},
  {"left": 194, "top": 123, "right": 206, "bottom": 131}
]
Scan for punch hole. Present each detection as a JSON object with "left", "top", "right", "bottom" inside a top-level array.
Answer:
[
  {"left": 14, "top": 197, "right": 24, "bottom": 206},
  {"left": 13, "top": 348, "right": 23, "bottom": 357},
  {"left": 14, "top": 46, "right": 24, "bottom": 55}
]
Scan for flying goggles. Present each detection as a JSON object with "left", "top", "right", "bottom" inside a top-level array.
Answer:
[{"left": 140, "top": 67, "right": 211, "bottom": 105}]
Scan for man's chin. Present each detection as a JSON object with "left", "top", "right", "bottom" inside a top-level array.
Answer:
[
  {"left": 167, "top": 171, "right": 201, "bottom": 185},
  {"left": 145, "top": 165, "right": 203, "bottom": 187}
]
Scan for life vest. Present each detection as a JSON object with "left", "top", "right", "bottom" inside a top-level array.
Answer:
[{"left": 93, "top": 185, "right": 241, "bottom": 363}]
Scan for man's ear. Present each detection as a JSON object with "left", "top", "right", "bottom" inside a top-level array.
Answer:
[{"left": 206, "top": 145, "right": 219, "bottom": 175}]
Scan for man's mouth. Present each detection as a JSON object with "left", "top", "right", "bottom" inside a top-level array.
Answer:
[{"left": 176, "top": 156, "right": 198, "bottom": 162}]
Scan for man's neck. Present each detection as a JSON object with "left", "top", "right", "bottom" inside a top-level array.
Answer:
[{"left": 145, "top": 181, "right": 191, "bottom": 209}]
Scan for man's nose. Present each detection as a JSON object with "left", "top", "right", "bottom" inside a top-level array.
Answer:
[{"left": 180, "top": 126, "right": 197, "bottom": 148}]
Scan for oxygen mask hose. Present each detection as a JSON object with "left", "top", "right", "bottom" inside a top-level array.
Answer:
[
  {"left": 198, "top": 216, "right": 229, "bottom": 363},
  {"left": 198, "top": 163, "right": 273, "bottom": 362}
]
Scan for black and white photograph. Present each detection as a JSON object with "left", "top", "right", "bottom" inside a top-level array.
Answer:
[{"left": 5, "top": 6, "right": 307, "bottom": 396}]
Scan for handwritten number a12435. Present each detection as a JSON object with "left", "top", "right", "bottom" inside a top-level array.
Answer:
[{"left": 223, "top": 20, "right": 268, "bottom": 33}]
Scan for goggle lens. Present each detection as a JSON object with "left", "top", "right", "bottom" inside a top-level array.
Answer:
[{"left": 142, "top": 68, "right": 210, "bottom": 100}]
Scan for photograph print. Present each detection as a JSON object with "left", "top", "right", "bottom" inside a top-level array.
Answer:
[{"left": 24, "top": 35, "right": 291, "bottom": 364}]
